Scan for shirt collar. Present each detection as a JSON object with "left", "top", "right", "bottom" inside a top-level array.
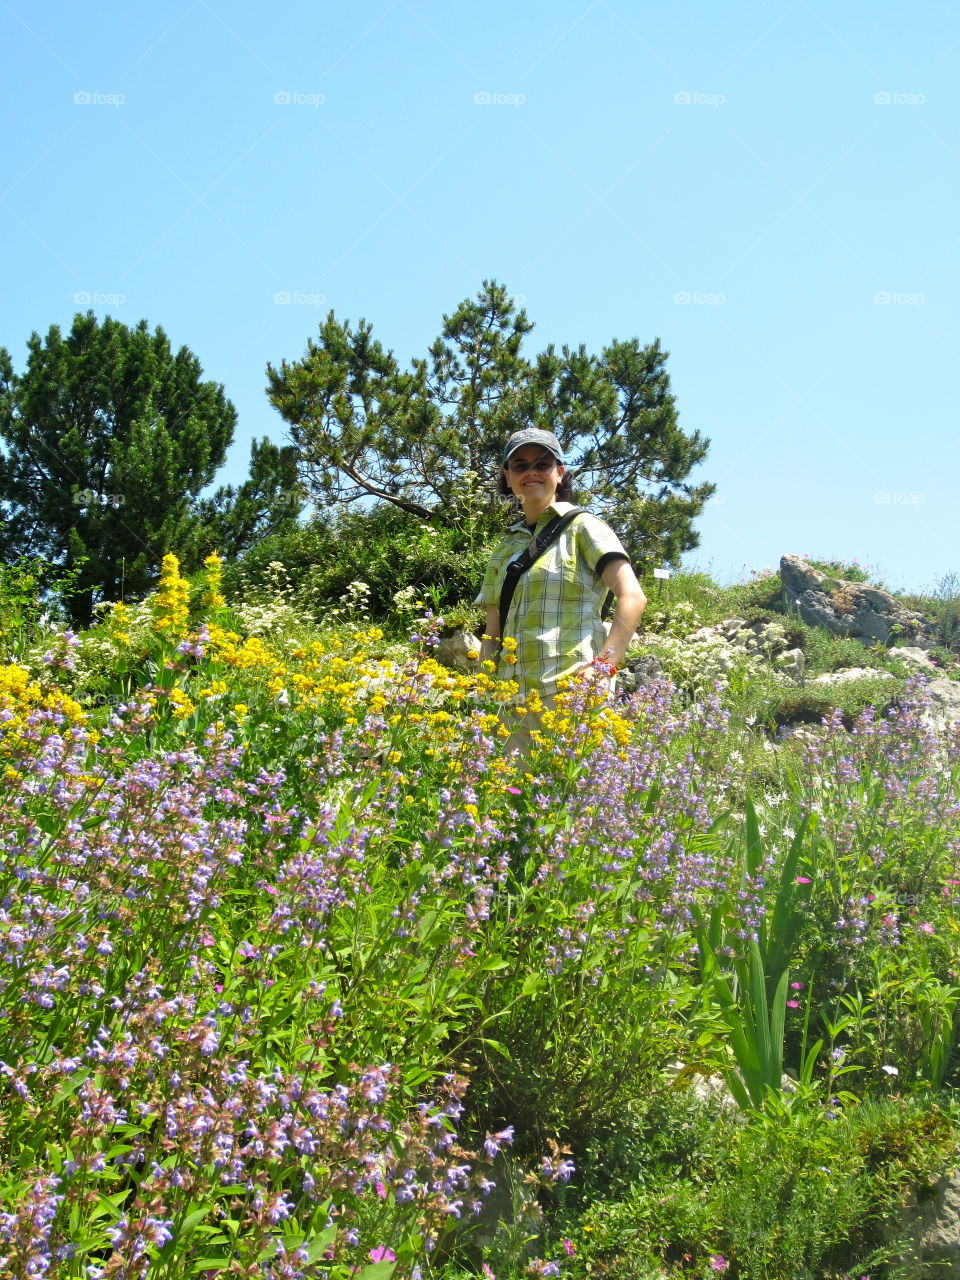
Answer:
[{"left": 508, "top": 500, "right": 575, "bottom": 532}]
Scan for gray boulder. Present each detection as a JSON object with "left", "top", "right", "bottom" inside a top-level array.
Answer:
[
  {"left": 891, "top": 646, "right": 939, "bottom": 672},
  {"left": 435, "top": 629, "right": 482, "bottom": 673},
  {"left": 780, "top": 555, "right": 934, "bottom": 647},
  {"left": 892, "top": 1172, "right": 960, "bottom": 1277},
  {"left": 923, "top": 676, "right": 960, "bottom": 735},
  {"left": 809, "top": 667, "right": 895, "bottom": 687}
]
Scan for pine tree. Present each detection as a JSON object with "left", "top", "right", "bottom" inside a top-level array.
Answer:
[
  {"left": 266, "top": 280, "right": 713, "bottom": 569},
  {"left": 0, "top": 312, "right": 236, "bottom": 625}
]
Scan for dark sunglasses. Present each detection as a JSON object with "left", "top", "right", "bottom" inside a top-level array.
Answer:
[{"left": 506, "top": 455, "right": 558, "bottom": 474}]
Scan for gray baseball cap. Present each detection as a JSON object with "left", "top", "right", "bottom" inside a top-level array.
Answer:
[{"left": 502, "top": 428, "right": 565, "bottom": 464}]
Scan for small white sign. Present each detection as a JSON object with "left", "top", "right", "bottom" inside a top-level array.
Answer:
[{"left": 652, "top": 568, "right": 671, "bottom": 580}]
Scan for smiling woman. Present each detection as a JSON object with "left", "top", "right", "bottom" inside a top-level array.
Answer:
[{"left": 477, "top": 429, "right": 647, "bottom": 712}]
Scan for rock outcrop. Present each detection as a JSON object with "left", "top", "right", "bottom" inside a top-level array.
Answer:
[
  {"left": 780, "top": 555, "right": 935, "bottom": 647},
  {"left": 892, "top": 1173, "right": 960, "bottom": 1277}
]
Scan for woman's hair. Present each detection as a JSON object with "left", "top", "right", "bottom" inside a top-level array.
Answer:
[{"left": 498, "top": 466, "right": 575, "bottom": 502}]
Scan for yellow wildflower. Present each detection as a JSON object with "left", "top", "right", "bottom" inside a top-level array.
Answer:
[
  {"left": 203, "top": 552, "right": 226, "bottom": 610},
  {"left": 154, "top": 553, "right": 191, "bottom": 638}
]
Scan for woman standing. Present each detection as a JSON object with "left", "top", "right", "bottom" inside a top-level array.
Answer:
[{"left": 477, "top": 429, "right": 647, "bottom": 705}]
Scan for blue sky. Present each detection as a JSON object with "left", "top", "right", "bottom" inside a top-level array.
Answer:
[{"left": 2, "top": 0, "right": 958, "bottom": 592}]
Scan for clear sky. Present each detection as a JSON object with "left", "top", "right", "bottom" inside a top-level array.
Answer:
[{"left": 2, "top": 0, "right": 958, "bottom": 592}]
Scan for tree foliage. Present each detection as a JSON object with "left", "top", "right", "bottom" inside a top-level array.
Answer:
[
  {"left": 194, "top": 437, "right": 303, "bottom": 562},
  {"left": 266, "top": 281, "right": 714, "bottom": 568},
  {"left": 0, "top": 312, "right": 236, "bottom": 624}
]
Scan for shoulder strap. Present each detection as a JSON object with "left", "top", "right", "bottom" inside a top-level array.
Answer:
[{"left": 498, "top": 508, "right": 584, "bottom": 637}]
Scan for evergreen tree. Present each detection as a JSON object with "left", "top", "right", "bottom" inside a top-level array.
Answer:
[
  {"left": 266, "top": 281, "right": 714, "bottom": 570},
  {"left": 0, "top": 312, "right": 236, "bottom": 624},
  {"left": 194, "top": 437, "right": 303, "bottom": 562}
]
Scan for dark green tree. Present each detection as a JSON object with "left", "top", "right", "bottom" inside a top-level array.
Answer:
[
  {"left": 266, "top": 280, "right": 714, "bottom": 570},
  {"left": 193, "top": 437, "right": 303, "bottom": 561},
  {"left": 0, "top": 312, "right": 236, "bottom": 624}
]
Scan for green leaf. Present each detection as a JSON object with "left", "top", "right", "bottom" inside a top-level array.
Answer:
[
  {"left": 352, "top": 1261, "right": 397, "bottom": 1280},
  {"left": 744, "top": 796, "right": 763, "bottom": 881},
  {"left": 480, "top": 1037, "right": 511, "bottom": 1060},
  {"left": 303, "top": 1225, "right": 339, "bottom": 1263},
  {"left": 800, "top": 1038, "right": 823, "bottom": 1085}
]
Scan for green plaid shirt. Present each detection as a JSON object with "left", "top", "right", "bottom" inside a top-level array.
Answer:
[{"left": 477, "top": 502, "right": 629, "bottom": 696}]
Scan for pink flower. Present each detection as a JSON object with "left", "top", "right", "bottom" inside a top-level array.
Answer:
[
  {"left": 795, "top": 876, "right": 811, "bottom": 884},
  {"left": 790, "top": 981, "right": 805, "bottom": 990},
  {"left": 786, "top": 1000, "right": 800, "bottom": 1008},
  {"left": 561, "top": 1239, "right": 575, "bottom": 1256},
  {"left": 369, "top": 1247, "right": 395, "bottom": 1263},
  {"left": 506, "top": 786, "right": 522, "bottom": 795},
  {"left": 919, "top": 922, "right": 935, "bottom": 934},
  {"left": 709, "top": 1257, "right": 729, "bottom": 1272}
]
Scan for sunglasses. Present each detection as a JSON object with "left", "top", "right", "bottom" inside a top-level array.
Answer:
[{"left": 506, "top": 456, "right": 558, "bottom": 474}]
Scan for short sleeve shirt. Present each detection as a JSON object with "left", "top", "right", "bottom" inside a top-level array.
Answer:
[{"left": 476, "top": 501, "right": 629, "bottom": 696}]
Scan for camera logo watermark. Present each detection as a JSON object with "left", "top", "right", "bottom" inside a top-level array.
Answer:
[
  {"left": 674, "top": 290, "right": 725, "bottom": 307},
  {"left": 74, "top": 90, "right": 126, "bottom": 108},
  {"left": 873, "top": 290, "right": 925, "bottom": 306},
  {"left": 74, "top": 291, "right": 126, "bottom": 306},
  {"left": 473, "top": 90, "right": 526, "bottom": 107},
  {"left": 674, "top": 91, "right": 725, "bottom": 108},
  {"left": 873, "top": 91, "right": 925, "bottom": 107},
  {"left": 273, "top": 290, "right": 326, "bottom": 307},
  {"left": 873, "top": 491, "right": 926, "bottom": 506},
  {"left": 274, "top": 90, "right": 326, "bottom": 107}
]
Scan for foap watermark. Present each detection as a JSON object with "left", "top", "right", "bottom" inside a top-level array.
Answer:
[
  {"left": 74, "top": 291, "right": 126, "bottom": 306},
  {"left": 891, "top": 886, "right": 960, "bottom": 907},
  {"left": 674, "top": 290, "right": 725, "bottom": 307},
  {"left": 874, "top": 90, "right": 925, "bottom": 107},
  {"left": 74, "top": 90, "right": 126, "bottom": 108},
  {"left": 273, "top": 290, "right": 326, "bottom": 307},
  {"left": 473, "top": 90, "right": 526, "bottom": 107},
  {"left": 274, "top": 90, "right": 326, "bottom": 107},
  {"left": 873, "top": 490, "right": 926, "bottom": 507},
  {"left": 674, "top": 91, "right": 725, "bottom": 108},
  {"left": 874, "top": 290, "right": 925, "bottom": 306},
  {"left": 73, "top": 489, "right": 124, "bottom": 509}
]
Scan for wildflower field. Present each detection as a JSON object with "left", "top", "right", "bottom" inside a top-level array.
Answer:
[{"left": 1, "top": 555, "right": 959, "bottom": 1280}]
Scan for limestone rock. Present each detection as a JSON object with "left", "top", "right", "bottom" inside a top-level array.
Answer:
[
  {"left": 619, "top": 654, "right": 663, "bottom": 692},
  {"left": 892, "top": 1172, "right": 960, "bottom": 1277},
  {"left": 435, "top": 629, "right": 481, "bottom": 673},
  {"left": 780, "top": 555, "right": 934, "bottom": 647},
  {"left": 890, "top": 646, "right": 939, "bottom": 671},
  {"left": 923, "top": 676, "right": 960, "bottom": 734},
  {"left": 777, "top": 648, "right": 806, "bottom": 680},
  {"left": 809, "top": 668, "right": 895, "bottom": 687}
]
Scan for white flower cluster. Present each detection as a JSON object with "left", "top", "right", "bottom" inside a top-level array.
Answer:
[
  {"left": 234, "top": 598, "right": 307, "bottom": 637},
  {"left": 645, "top": 600, "right": 704, "bottom": 639},
  {"left": 635, "top": 632, "right": 756, "bottom": 697}
]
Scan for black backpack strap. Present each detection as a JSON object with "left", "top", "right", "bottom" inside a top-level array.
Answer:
[{"left": 498, "top": 508, "right": 584, "bottom": 638}]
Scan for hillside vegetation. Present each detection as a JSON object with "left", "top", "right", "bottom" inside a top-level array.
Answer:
[{"left": 0, "top": 553, "right": 959, "bottom": 1280}]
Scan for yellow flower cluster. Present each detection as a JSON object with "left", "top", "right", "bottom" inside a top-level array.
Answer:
[
  {"left": 536, "top": 678, "right": 633, "bottom": 757},
  {"left": 109, "top": 600, "right": 132, "bottom": 646},
  {"left": 203, "top": 552, "right": 226, "bottom": 611},
  {"left": 0, "top": 663, "right": 87, "bottom": 757},
  {"left": 154, "top": 554, "right": 191, "bottom": 637}
]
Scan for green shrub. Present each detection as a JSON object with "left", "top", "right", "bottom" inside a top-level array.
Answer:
[
  {"left": 225, "top": 504, "right": 493, "bottom": 626},
  {"left": 567, "top": 1092, "right": 958, "bottom": 1280}
]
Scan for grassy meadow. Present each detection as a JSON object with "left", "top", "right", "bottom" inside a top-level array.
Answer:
[{"left": 1, "top": 553, "right": 959, "bottom": 1280}]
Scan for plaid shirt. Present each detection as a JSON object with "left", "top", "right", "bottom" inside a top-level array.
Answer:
[{"left": 476, "top": 501, "right": 629, "bottom": 695}]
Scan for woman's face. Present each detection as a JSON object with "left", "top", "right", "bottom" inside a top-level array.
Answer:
[{"left": 503, "top": 446, "right": 564, "bottom": 510}]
